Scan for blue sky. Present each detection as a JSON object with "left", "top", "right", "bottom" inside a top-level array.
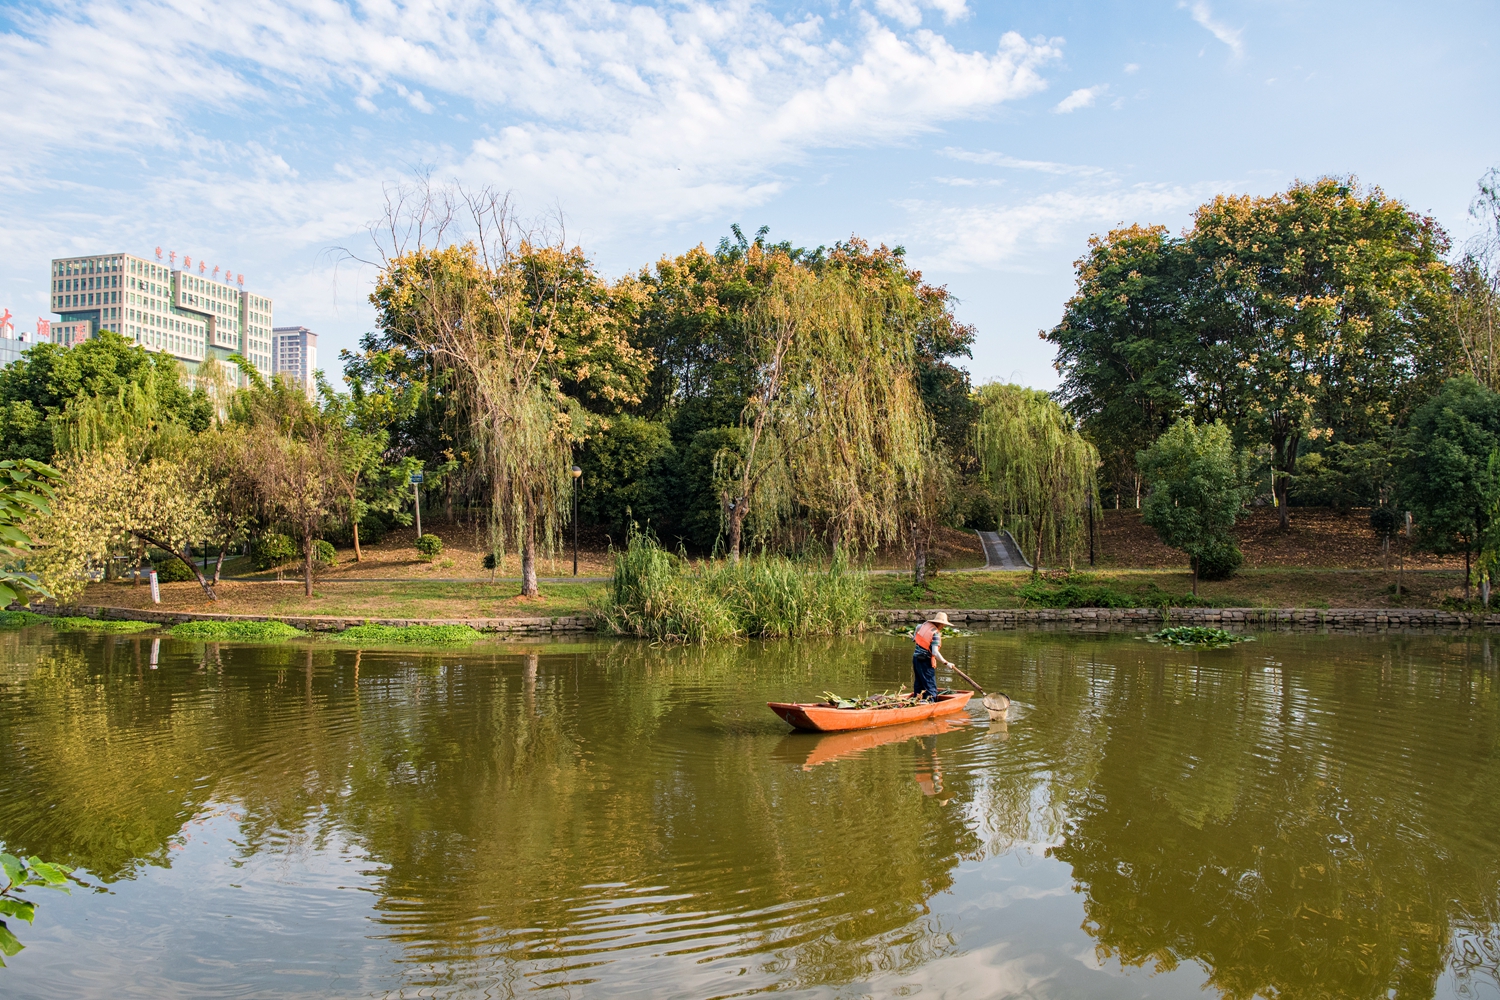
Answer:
[{"left": 2, "top": 0, "right": 1496, "bottom": 388}]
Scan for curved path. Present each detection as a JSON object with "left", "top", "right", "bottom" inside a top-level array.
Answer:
[{"left": 976, "top": 530, "right": 1031, "bottom": 571}]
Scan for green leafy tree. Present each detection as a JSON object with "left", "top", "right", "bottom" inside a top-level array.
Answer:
[
  {"left": 974, "top": 383, "right": 1099, "bottom": 576},
  {"left": 1399, "top": 377, "right": 1500, "bottom": 599},
  {"left": 0, "top": 332, "right": 207, "bottom": 462},
  {"left": 1138, "top": 418, "right": 1253, "bottom": 593},
  {"left": 577, "top": 416, "right": 676, "bottom": 541}
]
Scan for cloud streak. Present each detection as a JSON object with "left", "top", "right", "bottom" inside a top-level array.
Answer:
[
  {"left": 1053, "top": 85, "right": 1106, "bottom": 113},
  {"left": 1185, "top": 1, "right": 1243, "bottom": 56}
]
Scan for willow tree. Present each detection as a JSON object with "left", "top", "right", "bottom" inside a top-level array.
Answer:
[
  {"left": 719, "top": 260, "right": 929, "bottom": 562},
  {"left": 369, "top": 184, "right": 646, "bottom": 596},
  {"left": 975, "top": 383, "right": 1099, "bottom": 575}
]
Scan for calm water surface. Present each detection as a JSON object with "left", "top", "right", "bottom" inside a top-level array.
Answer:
[{"left": 1, "top": 626, "right": 1498, "bottom": 999}]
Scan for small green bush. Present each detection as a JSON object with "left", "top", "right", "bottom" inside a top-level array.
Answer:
[
  {"left": 329, "top": 623, "right": 484, "bottom": 644},
  {"left": 251, "top": 533, "right": 297, "bottom": 570},
  {"left": 52, "top": 616, "right": 158, "bottom": 633},
  {"left": 1195, "top": 537, "right": 1244, "bottom": 581},
  {"left": 151, "top": 556, "right": 195, "bottom": 583},
  {"left": 315, "top": 540, "right": 337, "bottom": 566},
  {"left": 482, "top": 553, "right": 497, "bottom": 570},
  {"left": 168, "top": 619, "right": 306, "bottom": 641},
  {"left": 414, "top": 534, "right": 443, "bottom": 559},
  {"left": 0, "top": 610, "right": 45, "bottom": 628}
]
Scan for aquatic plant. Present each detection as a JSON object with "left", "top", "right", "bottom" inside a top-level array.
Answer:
[
  {"left": 0, "top": 611, "right": 45, "bottom": 628},
  {"left": 167, "top": 620, "right": 307, "bottom": 641},
  {"left": 601, "top": 532, "right": 869, "bottom": 642},
  {"left": 50, "top": 617, "right": 158, "bottom": 633},
  {"left": 329, "top": 623, "right": 483, "bottom": 644},
  {"left": 1142, "top": 626, "right": 1253, "bottom": 647}
]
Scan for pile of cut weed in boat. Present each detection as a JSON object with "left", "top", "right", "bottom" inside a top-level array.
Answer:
[
  {"left": 819, "top": 690, "right": 923, "bottom": 710},
  {"left": 600, "top": 533, "right": 870, "bottom": 642}
]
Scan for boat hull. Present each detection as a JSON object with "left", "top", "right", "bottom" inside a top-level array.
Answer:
[{"left": 767, "top": 691, "right": 973, "bottom": 732}]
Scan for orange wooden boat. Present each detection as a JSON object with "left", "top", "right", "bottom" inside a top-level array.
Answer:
[{"left": 767, "top": 691, "right": 973, "bottom": 732}]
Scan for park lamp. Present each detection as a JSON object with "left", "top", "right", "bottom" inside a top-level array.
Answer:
[{"left": 570, "top": 465, "right": 583, "bottom": 576}]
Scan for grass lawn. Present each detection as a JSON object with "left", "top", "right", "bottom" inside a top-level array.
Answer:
[
  {"left": 79, "top": 578, "right": 608, "bottom": 620},
  {"left": 868, "top": 567, "right": 1471, "bottom": 611}
]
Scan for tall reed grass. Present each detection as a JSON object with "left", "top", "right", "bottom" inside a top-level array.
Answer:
[{"left": 600, "top": 533, "right": 870, "bottom": 642}]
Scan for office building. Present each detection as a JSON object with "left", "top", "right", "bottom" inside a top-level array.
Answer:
[
  {"left": 49, "top": 251, "right": 273, "bottom": 380},
  {"left": 271, "top": 326, "right": 318, "bottom": 390}
]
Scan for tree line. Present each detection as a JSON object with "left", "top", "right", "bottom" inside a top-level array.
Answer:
[
  {"left": 5, "top": 171, "right": 1499, "bottom": 604},
  {"left": 1049, "top": 171, "right": 1500, "bottom": 596}
]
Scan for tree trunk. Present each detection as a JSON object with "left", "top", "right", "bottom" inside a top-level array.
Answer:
[
  {"left": 1032, "top": 522, "right": 1044, "bottom": 580},
  {"left": 1192, "top": 555, "right": 1199, "bottom": 596},
  {"left": 303, "top": 525, "right": 314, "bottom": 598},
  {"left": 213, "top": 547, "right": 227, "bottom": 586},
  {"left": 1465, "top": 545, "right": 1472, "bottom": 602},
  {"left": 352, "top": 516, "right": 362, "bottom": 562},
  {"left": 521, "top": 494, "right": 539, "bottom": 597},
  {"left": 1271, "top": 426, "right": 1302, "bottom": 531},
  {"left": 913, "top": 528, "right": 928, "bottom": 587},
  {"left": 726, "top": 498, "right": 748, "bottom": 564},
  {"left": 135, "top": 532, "right": 217, "bottom": 601}
]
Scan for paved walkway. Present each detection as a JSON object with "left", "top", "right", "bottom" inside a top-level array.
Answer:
[{"left": 976, "top": 530, "right": 1031, "bottom": 571}]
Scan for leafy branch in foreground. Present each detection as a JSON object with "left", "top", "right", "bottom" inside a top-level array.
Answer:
[
  {"left": 0, "top": 853, "right": 76, "bottom": 966},
  {"left": 0, "top": 458, "right": 61, "bottom": 608}
]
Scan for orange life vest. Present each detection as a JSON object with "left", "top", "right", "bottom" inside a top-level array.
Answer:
[{"left": 914, "top": 622, "right": 939, "bottom": 653}]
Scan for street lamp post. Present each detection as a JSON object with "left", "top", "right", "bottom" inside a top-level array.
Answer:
[{"left": 571, "top": 465, "right": 582, "bottom": 576}]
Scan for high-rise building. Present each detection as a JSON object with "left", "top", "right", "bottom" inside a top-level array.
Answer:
[
  {"left": 271, "top": 326, "right": 318, "bottom": 390},
  {"left": 49, "top": 251, "right": 273, "bottom": 379}
]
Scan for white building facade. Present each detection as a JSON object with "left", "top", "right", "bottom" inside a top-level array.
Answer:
[
  {"left": 271, "top": 326, "right": 318, "bottom": 391},
  {"left": 49, "top": 251, "right": 273, "bottom": 380}
]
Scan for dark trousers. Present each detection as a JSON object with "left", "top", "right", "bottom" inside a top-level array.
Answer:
[{"left": 912, "top": 652, "right": 938, "bottom": 701}]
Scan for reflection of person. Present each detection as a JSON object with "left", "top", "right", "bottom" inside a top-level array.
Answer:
[{"left": 912, "top": 612, "right": 955, "bottom": 701}]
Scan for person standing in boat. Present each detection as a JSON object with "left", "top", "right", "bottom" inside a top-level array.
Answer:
[{"left": 912, "top": 612, "right": 956, "bottom": 701}]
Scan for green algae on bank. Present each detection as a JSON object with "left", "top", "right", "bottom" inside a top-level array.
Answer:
[
  {"left": 168, "top": 620, "right": 308, "bottom": 641},
  {"left": 0, "top": 610, "right": 46, "bottom": 628},
  {"left": 326, "top": 623, "right": 485, "bottom": 645},
  {"left": 51, "top": 616, "right": 159, "bottom": 634}
]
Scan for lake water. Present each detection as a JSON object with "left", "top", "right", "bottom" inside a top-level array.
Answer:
[{"left": 1, "top": 626, "right": 1498, "bottom": 999}]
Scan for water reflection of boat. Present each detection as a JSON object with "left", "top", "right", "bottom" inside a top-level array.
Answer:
[
  {"left": 773, "top": 716, "right": 968, "bottom": 770},
  {"left": 766, "top": 691, "right": 973, "bottom": 732}
]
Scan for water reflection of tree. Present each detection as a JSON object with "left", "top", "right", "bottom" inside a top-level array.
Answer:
[
  {"left": 1031, "top": 636, "right": 1500, "bottom": 1000},
  {"left": 0, "top": 631, "right": 981, "bottom": 992}
]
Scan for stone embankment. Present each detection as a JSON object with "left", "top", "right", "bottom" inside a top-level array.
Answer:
[
  {"left": 880, "top": 607, "right": 1500, "bottom": 632},
  {"left": 24, "top": 604, "right": 1500, "bottom": 635},
  {"left": 39, "top": 604, "right": 597, "bottom": 634}
]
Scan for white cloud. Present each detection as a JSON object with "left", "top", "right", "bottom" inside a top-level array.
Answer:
[
  {"left": 901, "top": 181, "right": 1215, "bottom": 271},
  {"left": 873, "top": 0, "right": 970, "bottom": 28},
  {"left": 1184, "top": 1, "right": 1243, "bottom": 57},
  {"left": 1053, "top": 85, "right": 1107, "bottom": 113},
  {"left": 0, "top": 0, "right": 1063, "bottom": 346},
  {"left": 1124, "top": 62, "right": 1140, "bottom": 74},
  {"left": 940, "top": 147, "right": 1102, "bottom": 176}
]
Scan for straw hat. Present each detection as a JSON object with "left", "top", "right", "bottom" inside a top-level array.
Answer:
[{"left": 925, "top": 611, "right": 953, "bottom": 627}]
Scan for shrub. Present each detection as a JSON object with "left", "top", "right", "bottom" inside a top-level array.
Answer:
[
  {"left": 415, "top": 534, "right": 443, "bottom": 559},
  {"left": 1194, "top": 537, "right": 1244, "bottom": 581},
  {"left": 600, "top": 532, "right": 869, "bottom": 642},
  {"left": 482, "top": 553, "right": 497, "bottom": 570},
  {"left": 250, "top": 533, "right": 297, "bottom": 570},
  {"left": 314, "top": 540, "right": 337, "bottom": 567},
  {"left": 168, "top": 620, "right": 306, "bottom": 641},
  {"left": 151, "top": 555, "right": 195, "bottom": 583}
]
